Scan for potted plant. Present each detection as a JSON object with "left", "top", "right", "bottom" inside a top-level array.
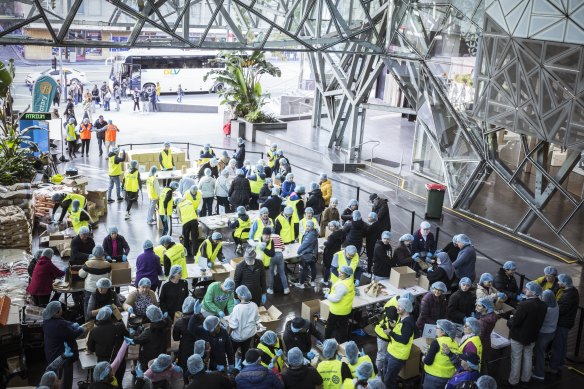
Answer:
[{"left": 204, "top": 50, "right": 287, "bottom": 141}]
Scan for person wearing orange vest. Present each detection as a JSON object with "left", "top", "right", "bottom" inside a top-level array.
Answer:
[
  {"left": 104, "top": 119, "right": 119, "bottom": 157},
  {"left": 382, "top": 297, "right": 416, "bottom": 389},
  {"left": 79, "top": 118, "right": 92, "bottom": 157}
]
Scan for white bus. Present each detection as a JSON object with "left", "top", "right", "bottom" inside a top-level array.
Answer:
[{"left": 109, "top": 48, "right": 225, "bottom": 94}]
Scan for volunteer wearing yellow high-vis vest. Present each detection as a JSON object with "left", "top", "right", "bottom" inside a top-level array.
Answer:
[
  {"left": 374, "top": 292, "right": 415, "bottom": 373},
  {"left": 68, "top": 199, "right": 92, "bottom": 234},
  {"left": 160, "top": 235, "right": 187, "bottom": 278},
  {"left": 459, "top": 317, "right": 483, "bottom": 364},
  {"left": 342, "top": 360, "right": 375, "bottom": 388},
  {"left": 158, "top": 181, "right": 178, "bottom": 236},
  {"left": 247, "top": 165, "right": 266, "bottom": 210},
  {"left": 107, "top": 148, "right": 126, "bottom": 202},
  {"left": 317, "top": 338, "right": 352, "bottom": 389},
  {"left": 324, "top": 266, "right": 355, "bottom": 343},
  {"left": 274, "top": 207, "right": 295, "bottom": 244},
  {"left": 51, "top": 192, "right": 87, "bottom": 224},
  {"left": 195, "top": 232, "right": 224, "bottom": 266},
  {"left": 330, "top": 245, "right": 360, "bottom": 285},
  {"left": 249, "top": 208, "right": 274, "bottom": 242},
  {"left": 176, "top": 197, "right": 199, "bottom": 256},
  {"left": 382, "top": 297, "right": 416, "bottom": 389},
  {"left": 65, "top": 118, "right": 77, "bottom": 160},
  {"left": 257, "top": 330, "right": 285, "bottom": 372},
  {"left": 146, "top": 166, "right": 160, "bottom": 225},
  {"left": 267, "top": 143, "right": 278, "bottom": 168},
  {"left": 227, "top": 206, "right": 251, "bottom": 256},
  {"left": 123, "top": 159, "right": 142, "bottom": 220},
  {"left": 423, "top": 319, "right": 460, "bottom": 388},
  {"left": 298, "top": 207, "right": 319, "bottom": 241},
  {"left": 158, "top": 141, "right": 174, "bottom": 187},
  {"left": 258, "top": 227, "right": 290, "bottom": 295},
  {"left": 344, "top": 340, "right": 377, "bottom": 379}
]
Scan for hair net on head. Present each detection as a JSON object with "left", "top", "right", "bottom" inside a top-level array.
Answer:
[
  {"left": 51, "top": 192, "right": 65, "bottom": 202},
  {"left": 465, "top": 317, "right": 481, "bottom": 334},
  {"left": 209, "top": 158, "right": 218, "bottom": 167},
  {"left": 92, "top": 245, "right": 105, "bottom": 257},
  {"left": 437, "top": 319, "right": 457, "bottom": 338},
  {"left": 78, "top": 225, "right": 90, "bottom": 236},
  {"left": 204, "top": 168, "right": 212, "bottom": 177},
  {"left": 476, "top": 375, "right": 497, "bottom": 389},
  {"left": 260, "top": 330, "right": 277, "bottom": 346},
  {"left": 459, "top": 277, "right": 472, "bottom": 288},
  {"left": 541, "top": 290, "right": 557, "bottom": 308},
  {"left": 329, "top": 220, "right": 341, "bottom": 229},
  {"left": 525, "top": 281, "right": 543, "bottom": 296},
  {"left": 348, "top": 199, "right": 358, "bottom": 207},
  {"left": 203, "top": 316, "right": 220, "bottom": 332},
  {"left": 431, "top": 281, "right": 447, "bottom": 293},
  {"left": 222, "top": 150, "right": 229, "bottom": 157},
  {"left": 235, "top": 285, "right": 252, "bottom": 301},
  {"left": 96, "top": 306, "right": 112, "bottom": 321},
  {"left": 182, "top": 297, "right": 196, "bottom": 314},
  {"left": 151, "top": 354, "right": 172, "bottom": 373},
  {"left": 330, "top": 198, "right": 339, "bottom": 205},
  {"left": 194, "top": 339, "right": 206, "bottom": 357},
  {"left": 150, "top": 166, "right": 157, "bottom": 175},
  {"left": 420, "top": 221, "right": 431, "bottom": 229},
  {"left": 310, "top": 182, "right": 319, "bottom": 191},
  {"left": 71, "top": 200, "right": 80, "bottom": 211},
  {"left": 146, "top": 305, "right": 163, "bottom": 323},
  {"left": 43, "top": 301, "right": 62, "bottom": 320},
  {"left": 344, "top": 341, "right": 359, "bottom": 365},
  {"left": 477, "top": 297, "right": 494, "bottom": 313},
  {"left": 398, "top": 297, "right": 413, "bottom": 313},
  {"left": 229, "top": 159, "right": 237, "bottom": 167},
  {"left": 143, "top": 240, "right": 154, "bottom": 250},
  {"left": 164, "top": 141, "right": 171, "bottom": 147},
  {"left": 367, "top": 378, "right": 384, "bottom": 389},
  {"left": 285, "top": 173, "right": 294, "bottom": 181},
  {"left": 190, "top": 185, "right": 198, "bottom": 194},
  {"left": 558, "top": 274, "right": 573, "bottom": 288},
  {"left": 260, "top": 207, "right": 269, "bottom": 215},
  {"left": 39, "top": 371, "right": 58, "bottom": 388},
  {"left": 287, "top": 347, "right": 304, "bottom": 367},
  {"left": 244, "top": 349, "right": 263, "bottom": 366},
  {"left": 381, "top": 231, "right": 392, "bottom": 240},
  {"left": 108, "top": 226, "right": 118, "bottom": 234},
  {"left": 93, "top": 361, "right": 111, "bottom": 382},
  {"left": 399, "top": 234, "right": 414, "bottom": 242},
  {"left": 295, "top": 186, "right": 305, "bottom": 194},
  {"left": 322, "top": 339, "right": 338, "bottom": 359},
  {"left": 544, "top": 266, "right": 557, "bottom": 276},
  {"left": 352, "top": 210, "right": 362, "bottom": 221},
  {"left": 236, "top": 169, "right": 244, "bottom": 176},
  {"left": 221, "top": 168, "right": 229, "bottom": 177},
  {"left": 96, "top": 278, "right": 112, "bottom": 289},
  {"left": 211, "top": 232, "right": 222, "bottom": 240},
  {"left": 356, "top": 362, "right": 374, "bottom": 380},
  {"left": 236, "top": 206, "right": 246, "bottom": 215},
  {"left": 456, "top": 234, "right": 471, "bottom": 245},
  {"left": 187, "top": 354, "right": 204, "bottom": 375},
  {"left": 138, "top": 277, "right": 152, "bottom": 287},
  {"left": 479, "top": 273, "right": 494, "bottom": 284},
  {"left": 305, "top": 220, "right": 315, "bottom": 229},
  {"left": 401, "top": 292, "right": 414, "bottom": 305},
  {"left": 222, "top": 278, "right": 235, "bottom": 291},
  {"left": 340, "top": 266, "right": 354, "bottom": 277},
  {"left": 320, "top": 173, "right": 328, "bottom": 180},
  {"left": 367, "top": 212, "right": 377, "bottom": 221},
  {"left": 238, "top": 137, "right": 245, "bottom": 145},
  {"left": 503, "top": 261, "right": 517, "bottom": 270},
  {"left": 169, "top": 265, "right": 183, "bottom": 278},
  {"left": 345, "top": 245, "right": 358, "bottom": 257},
  {"left": 42, "top": 248, "right": 54, "bottom": 258},
  {"left": 284, "top": 206, "right": 294, "bottom": 216},
  {"left": 130, "top": 160, "right": 138, "bottom": 169},
  {"left": 159, "top": 235, "right": 173, "bottom": 246},
  {"left": 170, "top": 182, "right": 179, "bottom": 190},
  {"left": 305, "top": 207, "right": 314, "bottom": 215},
  {"left": 271, "top": 187, "right": 280, "bottom": 196},
  {"left": 33, "top": 249, "right": 43, "bottom": 260}
]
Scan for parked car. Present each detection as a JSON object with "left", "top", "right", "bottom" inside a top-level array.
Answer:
[{"left": 25, "top": 68, "right": 87, "bottom": 86}]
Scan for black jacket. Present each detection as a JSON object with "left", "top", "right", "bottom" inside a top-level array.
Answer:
[
  {"left": 229, "top": 176, "right": 251, "bottom": 207},
  {"left": 186, "top": 371, "right": 233, "bottom": 388},
  {"left": 102, "top": 235, "right": 130, "bottom": 260},
  {"left": 234, "top": 261, "right": 266, "bottom": 306},
  {"left": 343, "top": 219, "right": 367, "bottom": 248},
  {"left": 366, "top": 220, "right": 385, "bottom": 261},
  {"left": 173, "top": 314, "right": 197, "bottom": 371},
  {"left": 258, "top": 184, "right": 272, "bottom": 203},
  {"left": 192, "top": 326, "right": 235, "bottom": 368},
  {"left": 508, "top": 297, "right": 548, "bottom": 345},
  {"left": 372, "top": 198, "right": 391, "bottom": 231},
  {"left": 447, "top": 288, "right": 476, "bottom": 324},
  {"left": 426, "top": 265, "right": 452, "bottom": 287},
  {"left": 260, "top": 196, "right": 283, "bottom": 220},
  {"left": 323, "top": 230, "right": 343, "bottom": 267},
  {"left": 306, "top": 189, "right": 325, "bottom": 215},
  {"left": 340, "top": 207, "right": 354, "bottom": 223},
  {"left": 441, "top": 242, "right": 460, "bottom": 262},
  {"left": 557, "top": 287, "right": 580, "bottom": 328},
  {"left": 282, "top": 320, "right": 322, "bottom": 354},
  {"left": 87, "top": 319, "right": 129, "bottom": 360},
  {"left": 234, "top": 144, "right": 245, "bottom": 168},
  {"left": 134, "top": 318, "right": 172, "bottom": 368},
  {"left": 494, "top": 267, "right": 519, "bottom": 301},
  {"left": 197, "top": 162, "right": 219, "bottom": 179},
  {"left": 281, "top": 365, "right": 323, "bottom": 389},
  {"left": 393, "top": 243, "right": 413, "bottom": 267},
  {"left": 159, "top": 279, "right": 189, "bottom": 318},
  {"left": 70, "top": 235, "right": 96, "bottom": 263},
  {"left": 372, "top": 240, "right": 394, "bottom": 278}
]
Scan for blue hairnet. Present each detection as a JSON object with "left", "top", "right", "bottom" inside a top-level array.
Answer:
[
  {"left": 459, "top": 277, "right": 472, "bottom": 287},
  {"left": 544, "top": 266, "right": 557, "bottom": 276},
  {"left": 525, "top": 281, "right": 543, "bottom": 296},
  {"left": 42, "top": 248, "right": 54, "bottom": 258},
  {"left": 212, "top": 232, "right": 222, "bottom": 240},
  {"left": 399, "top": 234, "right": 414, "bottom": 242},
  {"left": 260, "top": 330, "right": 277, "bottom": 346},
  {"left": 398, "top": 297, "right": 413, "bottom": 313},
  {"left": 190, "top": 185, "right": 198, "bottom": 194},
  {"left": 477, "top": 297, "right": 494, "bottom": 313},
  {"left": 271, "top": 187, "right": 280, "bottom": 196},
  {"left": 322, "top": 338, "right": 338, "bottom": 359},
  {"left": 169, "top": 182, "right": 179, "bottom": 189},
  {"left": 287, "top": 347, "right": 304, "bottom": 367},
  {"left": 130, "top": 160, "right": 138, "bottom": 168},
  {"left": 345, "top": 341, "right": 359, "bottom": 365},
  {"left": 187, "top": 354, "right": 204, "bottom": 375},
  {"left": 401, "top": 292, "right": 414, "bottom": 304},
  {"left": 96, "top": 306, "right": 112, "bottom": 321},
  {"left": 204, "top": 168, "right": 211, "bottom": 176},
  {"left": 235, "top": 285, "right": 252, "bottom": 301},
  {"left": 541, "top": 290, "right": 557, "bottom": 308},
  {"left": 143, "top": 240, "right": 154, "bottom": 250},
  {"left": 420, "top": 221, "right": 431, "bottom": 229},
  {"left": 194, "top": 339, "right": 206, "bottom": 357},
  {"left": 236, "top": 168, "right": 244, "bottom": 176},
  {"left": 352, "top": 210, "right": 362, "bottom": 221},
  {"left": 221, "top": 168, "right": 229, "bottom": 177},
  {"left": 345, "top": 245, "right": 358, "bottom": 257},
  {"left": 381, "top": 231, "right": 392, "bottom": 240},
  {"left": 146, "top": 305, "right": 163, "bottom": 323},
  {"left": 138, "top": 277, "right": 151, "bottom": 287},
  {"left": 368, "top": 212, "right": 378, "bottom": 221},
  {"left": 476, "top": 375, "right": 497, "bottom": 389},
  {"left": 356, "top": 361, "right": 374, "bottom": 380},
  {"left": 465, "top": 317, "right": 481, "bottom": 334},
  {"left": 285, "top": 173, "right": 294, "bottom": 181},
  {"left": 367, "top": 378, "right": 384, "bottom": 389},
  {"left": 93, "top": 361, "right": 111, "bottom": 382},
  {"left": 92, "top": 245, "right": 105, "bottom": 257},
  {"left": 437, "top": 319, "right": 457, "bottom": 338},
  {"left": 479, "top": 273, "right": 494, "bottom": 284},
  {"left": 431, "top": 281, "right": 447, "bottom": 293},
  {"left": 340, "top": 266, "right": 354, "bottom": 277},
  {"left": 329, "top": 220, "right": 341, "bottom": 229},
  {"left": 159, "top": 235, "right": 173, "bottom": 246},
  {"left": 456, "top": 234, "right": 471, "bottom": 245},
  {"left": 348, "top": 199, "right": 358, "bottom": 207},
  {"left": 236, "top": 206, "right": 246, "bottom": 215},
  {"left": 39, "top": 371, "right": 57, "bottom": 387},
  {"left": 78, "top": 225, "right": 89, "bottom": 235},
  {"left": 558, "top": 274, "right": 573, "bottom": 288},
  {"left": 305, "top": 207, "right": 314, "bottom": 214},
  {"left": 43, "top": 301, "right": 62, "bottom": 320},
  {"left": 330, "top": 198, "right": 338, "bottom": 205},
  {"left": 96, "top": 278, "right": 112, "bottom": 289},
  {"left": 108, "top": 226, "right": 118, "bottom": 234},
  {"left": 306, "top": 220, "right": 315, "bottom": 229},
  {"left": 260, "top": 207, "right": 269, "bottom": 215},
  {"left": 203, "top": 315, "right": 220, "bottom": 332},
  {"left": 182, "top": 297, "right": 196, "bottom": 314},
  {"left": 169, "top": 265, "right": 182, "bottom": 278},
  {"left": 503, "top": 261, "right": 517, "bottom": 270},
  {"left": 150, "top": 166, "right": 157, "bottom": 175},
  {"left": 164, "top": 141, "right": 171, "bottom": 147},
  {"left": 284, "top": 206, "right": 294, "bottom": 215},
  {"left": 223, "top": 278, "right": 235, "bottom": 291},
  {"left": 151, "top": 354, "right": 172, "bottom": 373}
]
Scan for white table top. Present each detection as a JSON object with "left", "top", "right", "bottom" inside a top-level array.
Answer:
[
  {"left": 198, "top": 210, "right": 260, "bottom": 231},
  {"left": 139, "top": 168, "right": 198, "bottom": 181},
  {"left": 79, "top": 352, "right": 98, "bottom": 370},
  {"left": 280, "top": 238, "right": 326, "bottom": 261}
]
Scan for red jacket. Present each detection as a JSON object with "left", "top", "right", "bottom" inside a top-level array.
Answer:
[{"left": 27, "top": 256, "right": 65, "bottom": 296}]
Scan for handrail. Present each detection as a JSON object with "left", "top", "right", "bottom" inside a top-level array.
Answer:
[
  {"left": 116, "top": 141, "right": 264, "bottom": 161},
  {"left": 354, "top": 140, "right": 381, "bottom": 166}
]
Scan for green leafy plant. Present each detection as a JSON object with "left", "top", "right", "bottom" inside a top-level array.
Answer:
[{"left": 204, "top": 50, "right": 281, "bottom": 122}]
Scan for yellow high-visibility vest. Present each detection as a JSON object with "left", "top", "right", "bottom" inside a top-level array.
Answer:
[
  {"left": 185, "top": 190, "right": 202, "bottom": 213},
  {"left": 196, "top": 239, "right": 222, "bottom": 262},
  {"left": 154, "top": 245, "right": 166, "bottom": 265},
  {"left": 253, "top": 217, "right": 273, "bottom": 241},
  {"left": 460, "top": 335, "right": 483, "bottom": 364},
  {"left": 63, "top": 193, "right": 86, "bottom": 210},
  {"left": 158, "top": 188, "right": 173, "bottom": 216},
  {"left": 178, "top": 199, "right": 197, "bottom": 224},
  {"left": 69, "top": 209, "right": 89, "bottom": 234},
  {"left": 66, "top": 124, "right": 76, "bottom": 142},
  {"left": 234, "top": 217, "right": 251, "bottom": 240},
  {"left": 285, "top": 198, "right": 300, "bottom": 223},
  {"left": 374, "top": 296, "right": 399, "bottom": 341},
  {"left": 424, "top": 336, "right": 460, "bottom": 378},
  {"left": 258, "top": 339, "right": 285, "bottom": 372},
  {"left": 329, "top": 278, "right": 355, "bottom": 316},
  {"left": 160, "top": 150, "right": 174, "bottom": 170},
  {"left": 164, "top": 243, "right": 187, "bottom": 278},
  {"left": 124, "top": 170, "right": 139, "bottom": 192},
  {"left": 387, "top": 319, "right": 414, "bottom": 360},
  {"left": 299, "top": 216, "right": 318, "bottom": 241},
  {"left": 260, "top": 239, "right": 274, "bottom": 268},
  {"left": 348, "top": 355, "right": 376, "bottom": 379},
  {"left": 275, "top": 214, "right": 295, "bottom": 244},
  {"left": 249, "top": 175, "right": 265, "bottom": 194},
  {"left": 146, "top": 176, "right": 159, "bottom": 200},
  {"left": 330, "top": 251, "right": 359, "bottom": 284},
  {"left": 108, "top": 155, "right": 122, "bottom": 176},
  {"left": 317, "top": 360, "right": 344, "bottom": 389}
]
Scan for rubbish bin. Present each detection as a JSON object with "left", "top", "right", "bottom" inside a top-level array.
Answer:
[{"left": 425, "top": 183, "right": 447, "bottom": 219}]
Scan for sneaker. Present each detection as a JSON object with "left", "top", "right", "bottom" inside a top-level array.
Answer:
[
  {"left": 266, "top": 288, "right": 274, "bottom": 295},
  {"left": 294, "top": 282, "right": 305, "bottom": 289},
  {"left": 310, "top": 282, "right": 316, "bottom": 287},
  {"left": 117, "top": 197, "right": 124, "bottom": 201},
  {"left": 148, "top": 221, "right": 157, "bottom": 225},
  {"left": 124, "top": 212, "right": 130, "bottom": 220},
  {"left": 107, "top": 199, "right": 114, "bottom": 203},
  {"left": 283, "top": 288, "right": 290, "bottom": 295}
]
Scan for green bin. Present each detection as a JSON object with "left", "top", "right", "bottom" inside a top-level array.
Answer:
[{"left": 425, "top": 183, "right": 447, "bottom": 219}]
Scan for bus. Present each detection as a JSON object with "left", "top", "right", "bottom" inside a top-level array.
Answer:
[{"left": 109, "top": 49, "right": 225, "bottom": 94}]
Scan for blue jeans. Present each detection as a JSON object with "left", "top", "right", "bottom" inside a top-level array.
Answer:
[
  {"left": 533, "top": 331, "right": 555, "bottom": 378},
  {"left": 108, "top": 175, "right": 121, "bottom": 200},
  {"left": 147, "top": 200, "right": 157, "bottom": 223},
  {"left": 160, "top": 215, "right": 169, "bottom": 235},
  {"left": 267, "top": 252, "right": 288, "bottom": 291},
  {"left": 550, "top": 326, "right": 569, "bottom": 369},
  {"left": 383, "top": 354, "right": 405, "bottom": 389},
  {"left": 423, "top": 373, "right": 449, "bottom": 389}
]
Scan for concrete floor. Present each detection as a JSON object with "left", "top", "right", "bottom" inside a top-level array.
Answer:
[{"left": 13, "top": 94, "right": 584, "bottom": 387}]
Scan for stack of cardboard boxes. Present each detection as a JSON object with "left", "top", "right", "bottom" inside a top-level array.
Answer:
[
  {"left": 87, "top": 189, "right": 108, "bottom": 220},
  {"left": 125, "top": 148, "right": 190, "bottom": 172}
]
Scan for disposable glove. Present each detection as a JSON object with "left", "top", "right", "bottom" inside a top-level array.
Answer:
[
  {"left": 261, "top": 294, "right": 267, "bottom": 305},
  {"left": 218, "top": 311, "right": 225, "bottom": 319},
  {"left": 124, "top": 336, "right": 135, "bottom": 345},
  {"left": 127, "top": 307, "right": 134, "bottom": 315},
  {"left": 163, "top": 312, "right": 169, "bottom": 319},
  {"left": 426, "top": 252, "right": 433, "bottom": 258},
  {"left": 307, "top": 351, "right": 315, "bottom": 360},
  {"left": 359, "top": 348, "right": 366, "bottom": 357},
  {"left": 268, "top": 362, "right": 274, "bottom": 369},
  {"left": 172, "top": 364, "right": 182, "bottom": 373},
  {"left": 497, "top": 293, "right": 507, "bottom": 300},
  {"left": 194, "top": 299, "right": 202, "bottom": 314},
  {"left": 412, "top": 253, "right": 420, "bottom": 262},
  {"left": 216, "top": 365, "right": 225, "bottom": 372},
  {"left": 106, "top": 256, "right": 112, "bottom": 261},
  {"left": 354, "top": 280, "right": 360, "bottom": 287},
  {"left": 135, "top": 362, "right": 144, "bottom": 378},
  {"left": 122, "top": 255, "right": 127, "bottom": 262},
  {"left": 276, "top": 349, "right": 284, "bottom": 357},
  {"left": 63, "top": 342, "right": 73, "bottom": 358}
]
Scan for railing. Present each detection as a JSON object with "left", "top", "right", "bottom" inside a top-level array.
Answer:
[{"left": 116, "top": 141, "right": 264, "bottom": 161}]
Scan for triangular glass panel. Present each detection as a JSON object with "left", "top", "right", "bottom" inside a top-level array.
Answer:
[
  {"left": 566, "top": 100, "right": 584, "bottom": 147},
  {"left": 517, "top": 45, "right": 540, "bottom": 73},
  {"left": 522, "top": 40, "right": 544, "bottom": 59},
  {"left": 529, "top": 15, "right": 564, "bottom": 37},
  {"left": 523, "top": 217, "right": 574, "bottom": 255},
  {"left": 544, "top": 41, "right": 574, "bottom": 61},
  {"left": 568, "top": 0, "right": 584, "bottom": 13},
  {"left": 532, "top": 19, "right": 567, "bottom": 42},
  {"left": 559, "top": 204, "right": 584, "bottom": 258},
  {"left": 532, "top": 0, "right": 565, "bottom": 15},
  {"left": 388, "top": 32, "right": 420, "bottom": 58},
  {"left": 548, "top": 68, "right": 578, "bottom": 94},
  {"left": 484, "top": 15, "right": 507, "bottom": 34},
  {"left": 487, "top": 2, "right": 509, "bottom": 33},
  {"left": 501, "top": 0, "right": 525, "bottom": 15},
  {"left": 543, "top": 103, "right": 571, "bottom": 145},
  {"left": 507, "top": 1, "right": 530, "bottom": 36},
  {"left": 564, "top": 20, "right": 584, "bottom": 45},
  {"left": 443, "top": 160, "right": 481, "bottom": 206}
]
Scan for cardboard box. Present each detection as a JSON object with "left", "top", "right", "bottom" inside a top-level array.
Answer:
[
  {"left": 399, "top": 344, "right": 421, "bottom": 379},
  {"left": 230, "top": 257, "right": 244, "bottom": 268},
  {"left": 493, "top": 318, "right": 509, "bottom": 338},
  {"left": 110, "top": 262, "right": 131, "bottom": 286},
  {"left": 417, "top": 275, "right": 430, "bottom": 290},
  {"left": 301, "top": 299, "right": 320, "bottom": 321},
  {"left": 258, "top": 305, "right": 282, "bottom": 332},
  {"left": 211, "top": 264, "right": 231, "bottom": 282},
  {"left": 41, "top": 232, "right": 73, "bottom": 255},
  {"left": 389, "top": 266, "right": 418, "bottom": 289},
  {"left": 319, "top": 300, "right": 330, "bottom": 321}
]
